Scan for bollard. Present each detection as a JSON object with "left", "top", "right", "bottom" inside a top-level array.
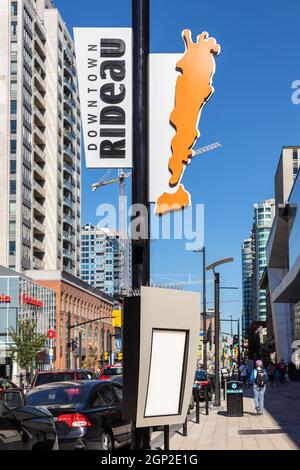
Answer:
[
  {"left": 164, "top": 425, "right": 169, "bottom": 451},
  {"left": 183, "top": 416, "right": 188, "bottom": 437},
  {"left": 223, "top": 379, "right": 226, "bottom": 401},
  {"left": 205, "top": 386, "right": 209, "bottom": 415},
  {"left": 195, "top": 389, "right": 200, "bottom": 424}
]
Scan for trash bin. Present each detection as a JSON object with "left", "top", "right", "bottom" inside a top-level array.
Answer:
[{"left": 226, "top": 380, "right": 243, "bottom": 417}]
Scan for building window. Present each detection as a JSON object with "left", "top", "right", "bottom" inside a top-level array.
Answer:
[
  {"left": 10, "top": 180, "right": 16, "bottom": 195},
  {"left": 10, "top": 140, "right": 16, "bottom": 154},
  {"left": 9, "top": 241, "right": 16, "bottom": 256},
  {"left": 11, "top": 100, "right": 17, "bottom": 114},
  {"left": 9, "top": 221, "right": 16, "bottom": 234},
  {"left": 293, "top": 149, "right": 298, "bottom": 160},
  {"left": 11, "top": 2, "right": 18, "bottom": 16},
  {"left": 9, "top": 201, "right": 16, "bottom": 215},
  {"left": 11, "top": 21, "right": 17, "bottom": 36},
  {"left": 10, "top": 120, "right": 17, "bottom": 134},
  {"left": 10, "top": 160, "right": 16, "bottom": 174},
  {"left": 10, "top": 60, "right": 17, "bottom": 74}
]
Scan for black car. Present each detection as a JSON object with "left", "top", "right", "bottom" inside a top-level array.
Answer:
[
  {"left": 26, "top": 380, "right": 131, "bottom": 450},
  {"left": 0, "top": 388, "right": 57, "bottom": 450},
  {"left": 0, "top": 378, "right": 19, "bottom": 391},
  {"left": 31, "top": 369, "right": 98, "bottom": 388},
  {"left": 192, "top": 369, "right": 212, "bottom": 401}
]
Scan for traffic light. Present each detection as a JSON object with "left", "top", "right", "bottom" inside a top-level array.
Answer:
[
  {"left": 104, "top": 351, "right": 108, "bottom": 361},
  {"left": 112, "top": 309, "right": 122, "bottom": 328},
  {"left": 118, "top": 352, "right": 123, "bottom": 361}
]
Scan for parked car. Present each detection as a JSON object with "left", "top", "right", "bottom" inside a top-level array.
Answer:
[
  {"left": 99, "top": 365, "right": 122, "bottom": 381},
  {"left": 26, "top": 380, "right": 131, "bottom": 450},
  {"left": 0, "top": 378, "right": 19, "bottom": 391},
  {"left": 0, "top": 388, "right": 57, "bottom": 450},
  {"left": 110, "top": 374, "right": 123, "bottom": 385},
  {"left": 31, "top": 369, "right": 98, "bottom": 388},
  {"left": 193, "top": 369, "right": 212, "bottom": 401}
]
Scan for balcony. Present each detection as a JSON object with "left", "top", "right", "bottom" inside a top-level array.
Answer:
[
  {"left": 34, "top": 52, "right": 46, "bottom": 74},
  {"left": 63, "top": 249, "right": 75, "bottom": 261},
  {"left": 64, "top": 78, "right": 73, "bottom": 93},
  {"left": 35, "top": 15, "right": 46, "bottom": 42},
  {"left": 34, "top": 87, "right": 45, "bottom": 110},
  {"left": 33, "top": 162, "right": 45, "bottom": 181},
  {"left": 33, "top": 219, "right": 45, "bottom": 235},
  {"left": 64, "top": 179, "right": 75, "bottom": 193},
  {"left": 63, "top": 231, "right": 73, "bottom": 243},
  {"left": 34, "top": 126, "right": 45, "bottom": 145},
  {"left": 63, "top": 214, "right": 74, "bottom": 227},
  {"left": 33, "top": 198, "right": 45, "bottom": 217},
  {"left": 34, "top": 33, "right": 46, "bottom": 58},
  {"left": 33, "top": 180, "right": 45, "bottom": 198},
  {"left": 64, "top": 61, "right": 75, "bottom": 77},
  {"left": 63, "top": 197, "right": 73, "bottom": 209},
  {"left": 63, "top": 112, "right": 74, "bottom": 127},
  {"left": 34, "top": 106, "right": 46, "bottom": 128},
  {"left": 34, "top": 70, "right": 46, "bottom": 93},
  {"left": 33, "top": 238, "right": 45, "bottom": 253},
  {"left": 63, "top": 162, "right": 75, "bottom": 177},
  {"left": 64, "top": 130, "right": 76, "bottom": 145},
  {"left": 64, "top": 95, "right": 75, "bottom": 110},
  {"left": 63, "top": 145, "right": 75, "bottom": 162},
  {"left": 34, "top": 144, "right": 45, "bottom": 163},
  {"left": 33, "top": 256, "right": 45, "bottom": 269}
]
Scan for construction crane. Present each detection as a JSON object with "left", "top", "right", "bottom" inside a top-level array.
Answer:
[
  {"left": 91, "top": 142, "right": 222, "bottom": 294},
  {"left": 92, "top": 169, "right": 131, "bottom": 295}
]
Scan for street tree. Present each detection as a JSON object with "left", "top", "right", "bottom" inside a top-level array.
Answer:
[
  {"left": 8, "top": 320, "right": 47, "bottom": 382},
  {"left": 82, "top": 346, "right": 98, "bottom": 370}
]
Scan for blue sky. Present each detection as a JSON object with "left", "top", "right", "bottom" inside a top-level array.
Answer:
[{"left": 55, "top": 0, "right": 300, "bottom": 326}]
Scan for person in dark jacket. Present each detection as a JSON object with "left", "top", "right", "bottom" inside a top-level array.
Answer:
[{"left": 250, "top": 359, "right": 268, "bottom": 415}]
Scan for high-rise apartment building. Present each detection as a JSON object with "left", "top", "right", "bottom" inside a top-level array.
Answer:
[
  {"left": 80, "top": 223, "right": 131, "bottom": 296},
  {"left": 252, "top": 199, "right": 275, "bottom": 321},
  {"left": 242, "top": 238, "right": 253, "bottom": 335},
  {"left": 0, "top": 0, "right": 81, "bottom": 276}
]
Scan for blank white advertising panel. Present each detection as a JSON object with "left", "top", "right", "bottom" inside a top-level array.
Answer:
[{"left": 145, "top": 329, "right": 187, "bottom": 417}]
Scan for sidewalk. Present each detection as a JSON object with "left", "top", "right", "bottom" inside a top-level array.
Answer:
[{"left": 151, "top": 380, "right": 300, "bottom": 450}]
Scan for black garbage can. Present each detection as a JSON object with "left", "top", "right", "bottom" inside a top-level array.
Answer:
[{"left": 226, "top": 380, "right": 243, "bottom": 417}]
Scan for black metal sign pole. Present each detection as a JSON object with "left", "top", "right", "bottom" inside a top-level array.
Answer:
[{"left": 132, "top": 0, "right": 151, "bottom": 449}]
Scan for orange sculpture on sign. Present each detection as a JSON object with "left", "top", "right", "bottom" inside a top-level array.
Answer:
[{"left": 155, "top": 29, "right": 220, "bottom": 215}]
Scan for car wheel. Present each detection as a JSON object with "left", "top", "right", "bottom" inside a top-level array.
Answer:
[{"left": 100, "top": 431, "right": 114, "bottom": 450}]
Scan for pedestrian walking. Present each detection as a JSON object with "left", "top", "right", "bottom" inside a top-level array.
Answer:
[
  {"left": 239, "top": 361, "right": 248, "bottom": 388},
  {"left": 278, "top": 359, "right": 287, "bottom": 384},
  {"left": 267, "top": 361, "right": 275, "bottom": 387},
  {"left": 250, "top": 359, "right": 268, "bottom": 415},
  {"left": 274, "top": 364, "right": 281, "bottom": 386}
]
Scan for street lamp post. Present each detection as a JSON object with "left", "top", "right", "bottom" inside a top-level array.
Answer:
[
  {"left": 194, "top": 247, "right": 207, "bottom": 371},
  {"left": 206, "top": 257, "right": 234, "bottom": 407}
]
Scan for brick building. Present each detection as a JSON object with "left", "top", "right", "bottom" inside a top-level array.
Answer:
[{"left": 27, "top": 270, "right": 114, "bottom": 369}]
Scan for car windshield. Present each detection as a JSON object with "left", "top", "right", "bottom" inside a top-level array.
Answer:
[
  {"left": 35, "top": 373, "right": 74, "bottom": 386},
  {"left": 103, "top": 367, "right": 122, "bottom": 376},
  {"left": 195, "top": 370, "right": 207, "bottom": 381},
  {"left": 27, "top": 385, "right": 88, "bottom": 406}
]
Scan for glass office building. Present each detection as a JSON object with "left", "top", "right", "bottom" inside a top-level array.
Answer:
[{"left": 0, "top": 266, "right": 56, "bottom": 379}]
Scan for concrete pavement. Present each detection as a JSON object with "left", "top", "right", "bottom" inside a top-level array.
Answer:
[{"left": 151, "top": 380, "right": 300, "bottom": 450}]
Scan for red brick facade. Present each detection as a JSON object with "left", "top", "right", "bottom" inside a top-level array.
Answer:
[{"left": 36, "top": 277, "right": 114, "bottom": 370}]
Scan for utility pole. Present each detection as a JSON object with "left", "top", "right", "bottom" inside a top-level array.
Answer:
[
  {"left": 237, "top": 318, "right": 241, "bottom": 365},
  {"left": 66, "top": 311, "right": 71, "bottom": 369},
  {"left": 131, "top": 0, "right": 150, "bottom": 450},
  {"left": 214, "top": 272, "right": 221, "bottom": 406},
  {"left": 78, "top": 331, "right": 82, "bottom": 368},
  {"left": 131, "top": 0, "right": 150, "bottom": 288},
  {"left": 202, "top": 248, "right": 207, "bottom": 372}
]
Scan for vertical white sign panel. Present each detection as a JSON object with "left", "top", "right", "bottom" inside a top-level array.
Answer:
[
  {"left": 74, "top": 28, "right": 132, "bottom": 168},
  {"left": 149, "top": 54, "right": 181, "bottom": 202}
]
